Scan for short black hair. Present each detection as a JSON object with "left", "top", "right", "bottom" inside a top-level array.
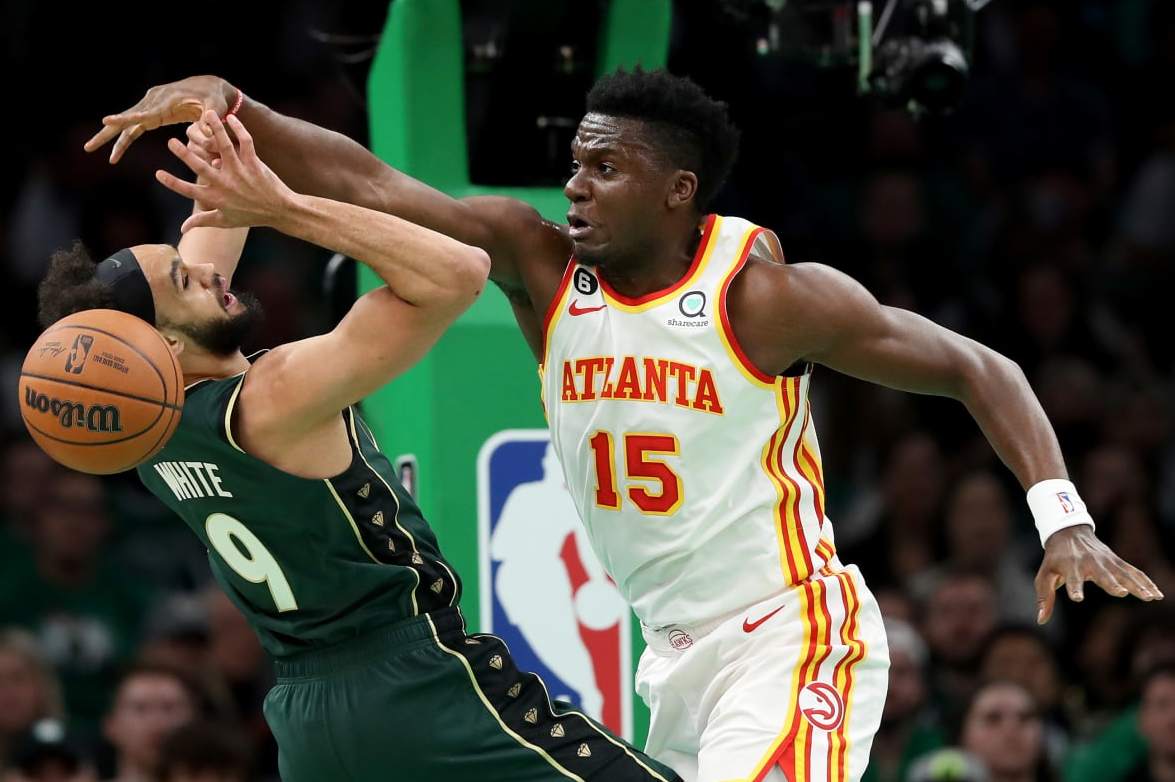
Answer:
[
  {"left": 586, "top": 67, "right": 740, "bottom": 211},
  {"left": 37, "top": 242, "right": 113, "bottom": 329},
  {"left": 156, "top": 722, "right": 252, "bottom": 782}
]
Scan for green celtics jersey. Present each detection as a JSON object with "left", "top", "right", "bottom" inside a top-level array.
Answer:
[{"left": 137, "top": 358, "right": 461, "bottom": 657}]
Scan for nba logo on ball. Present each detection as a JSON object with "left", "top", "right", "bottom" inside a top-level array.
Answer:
[{"left": 478, "top": 430, "right": 632, "bottom": 738}]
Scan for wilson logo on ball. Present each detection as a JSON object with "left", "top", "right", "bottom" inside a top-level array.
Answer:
[
  {"left": 23, "top": 387, "right": 123, "bottom": 432},
  {"left": 64, "top": 334, "right": 94, "bottom": 374}
]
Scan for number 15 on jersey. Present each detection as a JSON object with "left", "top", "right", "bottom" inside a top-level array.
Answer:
[{"left": 588, "top": 430, "right": 683, "bottom": 516}]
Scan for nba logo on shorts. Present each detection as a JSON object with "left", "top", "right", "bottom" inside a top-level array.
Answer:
[{"left": 478, "top": 430, "right": 632, "bottom": 738}]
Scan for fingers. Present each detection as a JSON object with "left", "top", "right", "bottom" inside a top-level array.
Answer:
[
  {"left": 155, "top": 169, "right": 205, "bottom": 201},
  {"left": 226, "top": 114, "right": 255, "bottom": 160},
  {"left": 181, "top": 210, "right": 227, "bottom": 233},
  {"left": 110, "top": 124, "right": 146, "bottom": 164},
  {"left": 84, "top": 121, "right": 123, "bottom": 153},
  {"left": 167, "top": 137, "right": 217, "bottom": 179},
  {"left": 1064, "top": 561, "right": 1084, "bottom": 603},
  {"left": 1035, "top": 569, "right": 1062, "bottom": 624},
  {"left": 1102, "top": 559, "right": 1164, "bottom": 602},
  {"left": 203, "top": 110, "right": 239, "bottom": 164}
]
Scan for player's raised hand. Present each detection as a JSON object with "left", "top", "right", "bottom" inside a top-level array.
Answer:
[
  {"left": 155, "top": 110, "right": 295, "bottom": 232},
  {"left": 84, "top": 76, "right": 236, "bottom": 164},
  {"left": 1035, "top": 524, "right": 1163, "bottom": 624},
  {"left": 186, "top": 120, "right": 223, "bottom": 168}
]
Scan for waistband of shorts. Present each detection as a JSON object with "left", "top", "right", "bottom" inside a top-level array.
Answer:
[
  {"left": 640, "top": 598, "right": 755, "bottom": 655},
  {"left": 272, "top": 607, "right": 464, "bottom": 681}
]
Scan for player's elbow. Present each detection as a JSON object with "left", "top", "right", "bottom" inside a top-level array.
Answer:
[
  {"left": 445, "top": 246, "right": 491, "bottom": 308},
  {"left": 956, "top": 343, "right": 1025, "bottom": 404}
]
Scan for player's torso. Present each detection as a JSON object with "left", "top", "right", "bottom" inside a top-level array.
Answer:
[
  {"left": 541, "top": 215, "right": 838, "bottom": 628},
  {"left": 137, "top": 368, "right": 460, "bottom": 657}
]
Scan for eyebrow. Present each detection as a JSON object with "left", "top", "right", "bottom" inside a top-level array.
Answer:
[{"left": 169, "top": 256, "right": 182, "bottom": 291}]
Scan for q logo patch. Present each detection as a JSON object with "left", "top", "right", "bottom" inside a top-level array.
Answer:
[{"left": 678, "top": 291, "right": 706, "bottom": 318}]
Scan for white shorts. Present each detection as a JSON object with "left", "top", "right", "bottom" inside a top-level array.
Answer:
[{"left": 635, "top": 565, "right": 889, "bottom": 782}]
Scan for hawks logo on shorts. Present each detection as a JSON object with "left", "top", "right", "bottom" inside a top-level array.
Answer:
[{"left": 478, "top": 429, "right": 633, "bottom": 738}]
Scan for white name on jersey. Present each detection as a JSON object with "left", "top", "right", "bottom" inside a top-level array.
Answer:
[{"left": 153, "top": 460, "right": 234, "bottom": 502}]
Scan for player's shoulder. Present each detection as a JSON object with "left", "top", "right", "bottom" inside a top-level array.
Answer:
[{"left": 725, "top": 257, "right": 858, "bottom": 368}]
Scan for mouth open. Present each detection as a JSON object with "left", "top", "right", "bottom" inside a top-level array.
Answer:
[
  {"left": 568, "top": 215, "right": 593, "bottom": 240},
  {"left": 222, "top": 291, "right": 235, "bottom": 310}
]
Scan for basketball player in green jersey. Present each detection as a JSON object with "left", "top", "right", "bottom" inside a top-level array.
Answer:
[{"left": 39, "top": 111, "right": 681, "bottom": 782}]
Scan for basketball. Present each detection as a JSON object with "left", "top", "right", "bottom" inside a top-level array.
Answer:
[{"left": 19, "top": 309, "right": 184, "bottom": 475}]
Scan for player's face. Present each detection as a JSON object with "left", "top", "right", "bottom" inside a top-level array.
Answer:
[
  {"left": 134, "top": 244, "right": 260, "bottom": 357},
  {"left": 564, "top": 114, "right": 679, "bottom": 268}
]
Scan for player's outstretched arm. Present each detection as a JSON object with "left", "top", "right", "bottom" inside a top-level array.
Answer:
[
  {"left": 85, "top": 76, "right": 565, "bottom": 290},
  {"left": 734, "top": 260, "right": 1164, "bottom": 624},
  {"left": 158, "top": 111, "right": 489, "bottom": 431}
]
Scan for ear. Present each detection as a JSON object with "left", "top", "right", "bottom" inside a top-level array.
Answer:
[
  {"left": 667, "top": 170, "right": 699, "bottom": 211},
  {"left": 158, "top": 329, "right": 186, "bottom": 359}
]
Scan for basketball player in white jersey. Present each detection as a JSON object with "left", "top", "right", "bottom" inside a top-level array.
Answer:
[{"left": 90, "top": 68, "right": 1162, "bottom": 782}]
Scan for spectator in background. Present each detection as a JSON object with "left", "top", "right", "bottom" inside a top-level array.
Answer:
[
  {"left": 0, "top": 630, "right": 64, "bottom": 770},
  {"left": 960, "top": 681, "right": 1052, "bottom": 782},
  {"left": 0, "top": 441, "right": 56, "bottom": 572},
  {"left": 155, "top": 723, "right": 252, "bottom": 782},
  {"left": 1131, "top": 664, "right": 1175, "bottom": 782},
  {"left": 4, "top": 719, "right": 97, "bottom": 782},
  {"left": 922, "top": 572, "right": 999, "bottom": 717},
  {"left": 0, "top": 473, "right": 153, "bottom": 727},
  {"left": 1067, "top": 610, "right": 1175, "bottom": 782},
  {"left": 863, "top": 619, "right": 945, "bottom": 782},
  {"left": 841, "top": 432, "right": 947, "bottom": 589},
  {"left": 911, "top": 472, "right": 1038, "bottom": 627},
  {"left": 978, "top": 626, "right": 1068, "bottom": 769},
  {"left": 101, "top": 664, "right": 199, "bottom": 782},
  {"left": 201, "top": 588, "right": 272, "bottom": 773}
]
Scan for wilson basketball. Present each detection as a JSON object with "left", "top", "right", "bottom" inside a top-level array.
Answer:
[{"left": 19, "top": 309, "right": 184, "bottom": 475}]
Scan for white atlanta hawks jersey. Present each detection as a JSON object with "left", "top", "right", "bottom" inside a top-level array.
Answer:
[{"left": 541, "top": 214, "right": 839, "bottom": 629}]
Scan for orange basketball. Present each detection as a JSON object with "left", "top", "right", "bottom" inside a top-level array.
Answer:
[{"left": 19, "top": 309, "right": 184, "bottom": 475}]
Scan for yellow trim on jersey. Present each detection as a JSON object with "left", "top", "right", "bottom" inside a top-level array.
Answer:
[
  {"left": 541, "top": 273, "right": 577, "bottom": 373},
  {"left": 715, "top": 225, "right": 776, "bottom": 390},
  {"left": 600, "top": 216, "right": 724, "bottom": 313},
  {"left": 744, "top": 578, "right": 817, "bottom": 781},
  {"left": 424, "top": 616, "right": 585, "bottom": 782},
  {"left": 833, "top": 571, "right": 867, "bottom": 781},
  {"left": 767, "top": 377, "right": 814, "bottom": 585}
]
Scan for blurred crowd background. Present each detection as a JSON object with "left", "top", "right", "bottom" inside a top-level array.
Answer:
[{"left": 1, "top": 1, "right": 1173, "bottom": 781}]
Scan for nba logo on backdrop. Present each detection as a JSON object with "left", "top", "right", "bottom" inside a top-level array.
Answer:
[{"left": 479, "top": 430, "right": 632, "bottom": 738}]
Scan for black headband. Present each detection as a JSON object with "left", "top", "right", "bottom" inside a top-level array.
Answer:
[{"left": 95, "top": 248, "right": 156, "bottom": 325}]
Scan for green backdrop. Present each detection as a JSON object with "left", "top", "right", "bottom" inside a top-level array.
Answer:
[{"left": 361, "top": 0, "right": 671, "bottom": 746}]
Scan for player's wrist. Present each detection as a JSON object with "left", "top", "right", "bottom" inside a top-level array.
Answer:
[
  {"left": 219, "top": 80, "right": 243, "bottom": 119},
  {"left": 1028, "top": 478, "right": 1095, "bottom": 548}
]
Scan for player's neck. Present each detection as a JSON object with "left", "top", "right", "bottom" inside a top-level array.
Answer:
[
  {"left": 181, "top": 350, "right": 251, "bottom": 386},
  {"left": 600, "top": 220, "right": 702, "bottom": 298}
]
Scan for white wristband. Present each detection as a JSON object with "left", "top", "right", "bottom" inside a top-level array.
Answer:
[{"left": 1027, "top": 479, "right": 1095, "bottom": 547}]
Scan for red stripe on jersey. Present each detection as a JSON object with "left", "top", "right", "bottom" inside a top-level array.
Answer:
[
  {"left": 718, "top": 227, "right": 778, "bottom": 385},
  {"left": 540, "top": 258, "right": 577, "bottom": 366}
]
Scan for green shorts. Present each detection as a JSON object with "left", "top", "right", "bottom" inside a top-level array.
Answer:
[{"left": 264, "top": 608, "right": 681, "bottom": 782}]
